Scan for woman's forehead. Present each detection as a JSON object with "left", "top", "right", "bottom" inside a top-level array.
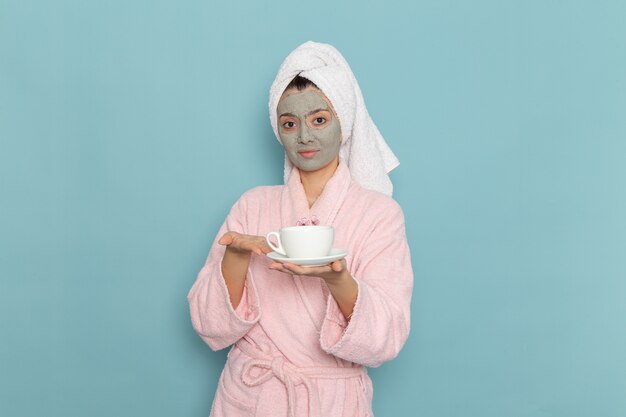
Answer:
[{"left": 278, "top": 86, "right": 338, "bottom": 116}]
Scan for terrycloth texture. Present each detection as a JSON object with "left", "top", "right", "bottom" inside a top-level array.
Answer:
[
  {"left": 268, "top": 40, "right": 400, "bottom": 196},
  {"left": 187, "top": 162, "right": 413, "bottom": 417}
]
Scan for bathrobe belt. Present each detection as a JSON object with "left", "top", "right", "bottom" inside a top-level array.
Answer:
[{"left": 236, "top": 341, "right": 364, "bottom": 417}]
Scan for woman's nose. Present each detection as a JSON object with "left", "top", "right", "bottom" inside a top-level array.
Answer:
[{"left": 298, "top": 124, "right": 315, "bottom": 144}]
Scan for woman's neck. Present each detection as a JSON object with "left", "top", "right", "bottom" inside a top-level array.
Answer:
[{"left": 299, "top": 156, "right": 339, "bottom": 208}]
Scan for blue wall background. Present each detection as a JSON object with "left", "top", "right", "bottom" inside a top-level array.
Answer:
[{"left": 1, "top": 1, "right": 625, "bottom": 416}]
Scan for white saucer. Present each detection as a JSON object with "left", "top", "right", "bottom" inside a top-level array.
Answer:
[{"left": 267, "top": 248, "right": 348, "bottom": 267}]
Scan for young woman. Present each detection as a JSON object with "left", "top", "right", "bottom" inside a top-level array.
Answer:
[{"left": 187, "top": 41, "right": 413, "bottom": 417}]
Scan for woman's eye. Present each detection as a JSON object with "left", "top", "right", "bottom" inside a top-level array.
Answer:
[
  {"left": 283, "top": 121, "right": 295, "bottom": 129},
  {"left": 313, "top": 117, "right": 326, "bottom": 125}
]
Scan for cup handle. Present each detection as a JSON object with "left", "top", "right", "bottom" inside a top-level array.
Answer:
[{"left": 266, "top": 232, "right": 286, "bottom": 256}]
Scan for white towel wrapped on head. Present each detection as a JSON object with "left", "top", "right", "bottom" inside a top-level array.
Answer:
[{"left": 268, "top": 40, "right": 400, "bottom": 196}]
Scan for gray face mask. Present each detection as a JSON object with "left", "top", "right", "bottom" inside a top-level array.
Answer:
[{"left": 277, "top": 88, "right": 342, "bottom": 172}]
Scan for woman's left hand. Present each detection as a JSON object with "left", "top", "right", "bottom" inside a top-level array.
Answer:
[
  {"left": 271, "top": 258, "right": 357, "bottom": 320},
  {"left": 269, "top": 258, "right": 349, "bottom": 283}
]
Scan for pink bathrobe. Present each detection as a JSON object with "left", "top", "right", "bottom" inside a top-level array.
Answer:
[{"left": 187, "top": 161, "right": 413, "bottom": 417}]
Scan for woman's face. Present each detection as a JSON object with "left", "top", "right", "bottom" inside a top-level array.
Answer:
[{"left": 277, "top": 86, "right": 342, "bottom": 172}]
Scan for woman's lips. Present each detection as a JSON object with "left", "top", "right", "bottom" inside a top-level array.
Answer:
[{"left": 298, "top": 150, "right": 319, "bottom": 159}]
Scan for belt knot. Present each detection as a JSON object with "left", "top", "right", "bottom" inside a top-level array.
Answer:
[
  {"left": 241, "top": 356, "right": 318, "bottom": 417},
  {"left": 236, "top": 342, "right": 364, "bottom": 417}
]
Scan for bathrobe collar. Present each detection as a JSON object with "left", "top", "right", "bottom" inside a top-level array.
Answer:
[{"left": 281, "top": 158, "right": 352, "bottom": 228}]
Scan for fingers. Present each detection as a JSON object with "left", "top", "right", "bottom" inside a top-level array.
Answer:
[
  {"left": 330, "top": 260, "right": 343, "bottom": 272},
  {"left": 253, "top": 237, "right": 273, "bottom": 254},
  {"left": 271, "top": 262, "right": 333, "bottom": 276},
  {"left": 235, "top": 238, "right": 254, "bottom": 252},
  {"left": 282, "top": 263, "right": 307, "bottom": 275},
  {"left": 269, "top": 262, "right": 292, "bottom": 275},
  {"left": 218, "top": 232, "right": 236, "bottom": 246},
  {"left": 218, "top": 233, "right": 267, "bottom": 255},
  {"left": 249, "top": 239, "right": 271, "bottom": 255}
]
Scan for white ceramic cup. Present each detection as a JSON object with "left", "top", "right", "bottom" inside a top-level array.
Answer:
[{"left": 266, "top": 225, "right": 334, "bottom": 258}]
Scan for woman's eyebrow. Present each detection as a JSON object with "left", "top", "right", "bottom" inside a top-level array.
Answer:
[
  {"left": 279, "top": 108, "right": 330, "bottom": 118},
  {"left": 307, "top": 108, "right": 329, "bottom": 116}
]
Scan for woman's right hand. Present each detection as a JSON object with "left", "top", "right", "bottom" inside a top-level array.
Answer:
[{"left": 218, "top": 232, "right": 272, "bottom": 256}]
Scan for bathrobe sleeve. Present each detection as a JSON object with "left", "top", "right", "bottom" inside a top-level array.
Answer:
[
  {"left": 187, "top": 191, "right": 262, "bottom": 351},
  {"left": 319, "top": 198, "right": 413, "bottom": 368}
]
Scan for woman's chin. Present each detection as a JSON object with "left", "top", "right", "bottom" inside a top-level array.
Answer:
[{"left": 296, "top": 158, "right": 339, "bottom": 174}]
